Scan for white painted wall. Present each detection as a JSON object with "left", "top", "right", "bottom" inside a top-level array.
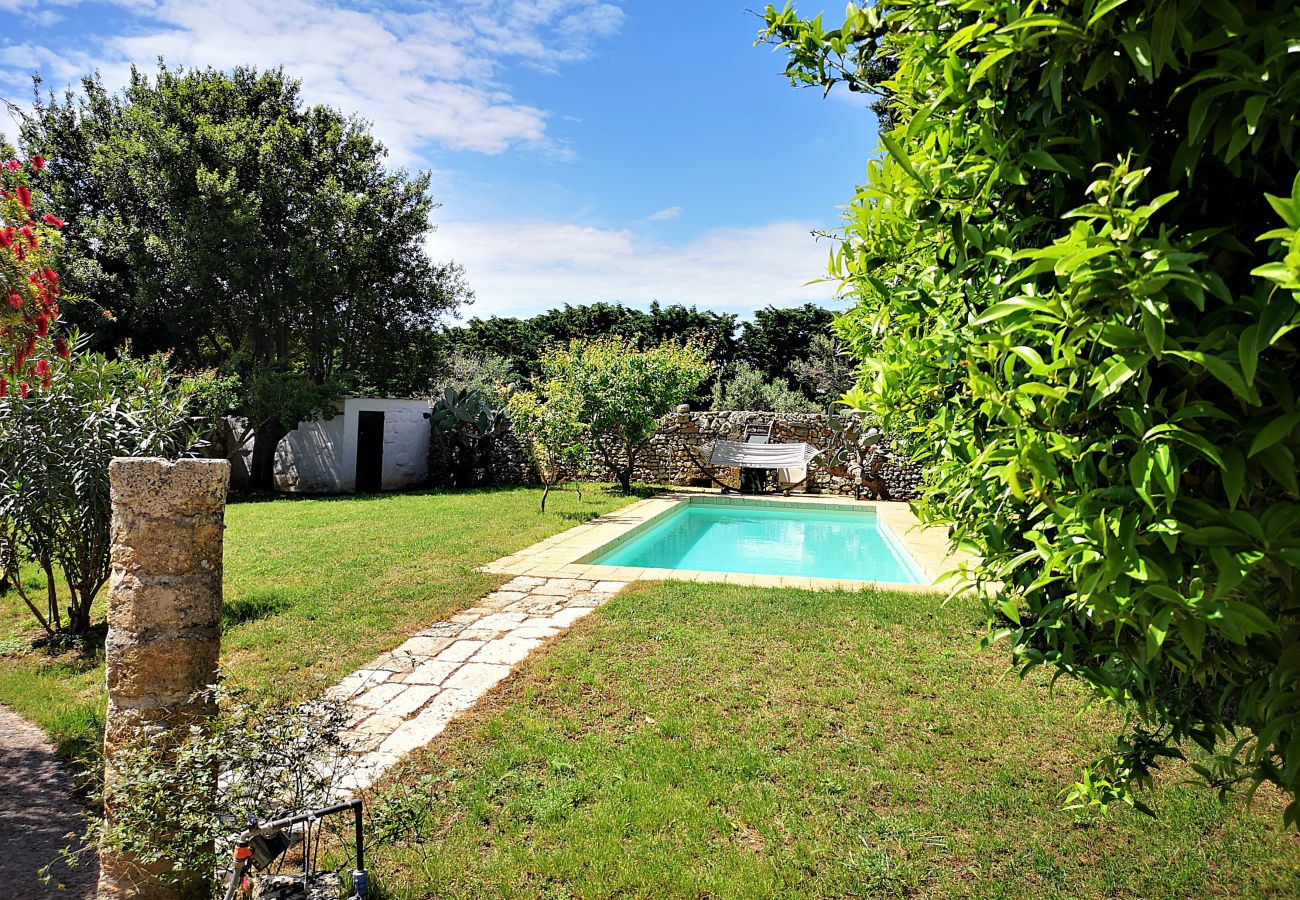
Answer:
[{"left": 272, "top": 397, "right": 431, "bottom": 493}]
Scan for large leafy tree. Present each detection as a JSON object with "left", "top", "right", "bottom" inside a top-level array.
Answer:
[
  {"left": 737, "top": 303, "right": 835, "bottom": 384},
  {"left": 23, "top": 65, "right": 471, "bottom": 489},
  {"left": 762, "top": 1, "right": 1300, "bottom": 819}
]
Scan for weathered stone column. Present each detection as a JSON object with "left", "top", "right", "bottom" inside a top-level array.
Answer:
[{"left": 98, "top": 457, "right": 230, "bottom": 899}]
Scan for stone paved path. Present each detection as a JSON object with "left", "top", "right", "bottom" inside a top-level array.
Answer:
[
  {"left": 0, "top": 705, "right": 97, "bottom": 899},
  {"left": 329, "top": 575, "right": 626, "bottom": 794}
]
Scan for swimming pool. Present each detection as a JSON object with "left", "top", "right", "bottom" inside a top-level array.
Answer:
[{"left": 587, "top": 499, "right": 924, "bottom": 583}]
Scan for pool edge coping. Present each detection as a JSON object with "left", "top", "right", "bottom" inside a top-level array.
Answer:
[{"left": 480, "top": 490, "right": 969, "bottom": 593}]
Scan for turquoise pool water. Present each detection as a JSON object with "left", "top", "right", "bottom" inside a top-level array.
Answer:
[{"left": 590, "top": 501, "right": 924, "bottom": 583}]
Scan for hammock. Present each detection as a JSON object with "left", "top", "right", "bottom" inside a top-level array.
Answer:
[
  {"left": 683, "top": 439, "right": 824, "bottom": 494},
  {"left": 708, "top": 440, "right": 822, "bottom": 469}
]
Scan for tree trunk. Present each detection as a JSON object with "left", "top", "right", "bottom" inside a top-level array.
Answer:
[
  {"left": 248, "top": 423, "right": 288, "bottom": 492},
  {"left": 540, "top": 481, "right": 550, "bottom": 513},
  {"left": 618, "top": 440, "right": 637, "bottom": 493}
]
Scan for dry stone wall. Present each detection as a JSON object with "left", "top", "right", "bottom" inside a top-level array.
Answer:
[{"left": 486, "top": 409, "right": 924, "bottom": 500}]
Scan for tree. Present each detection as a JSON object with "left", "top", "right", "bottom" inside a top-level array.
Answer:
[
  {"left": 736, "top": 303, "right": 835, "bottom": 384},
  {"left": 0, "top": 343, "right": 213, "bottom": 635},
  {"left": 431, "top": 348, "right": 518, "bottom": 398},
  {"left": 541, "top": 337, "right": 712, "bottom": 493},
  {"left": 710, "top": 360, "right": 817, "bottom": 413},
  {"left": 791, "top": 334, "right": 858, "bottom": 404},
  {"left": 449, "top": 302, "right": 738, "bottom": 384},
  {"left": 762, "top": 1, "right": 1300, "bottom": 819},
  {"left": 23, "top": 65, "right": 471, "bottom": 490},
  {"left": 505, "top": 386, "right": 588, "bottom": 512}
]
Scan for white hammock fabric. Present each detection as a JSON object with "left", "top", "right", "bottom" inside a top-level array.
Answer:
[{"left": 706, "top": 440, "right": 823, "bottom": 484}]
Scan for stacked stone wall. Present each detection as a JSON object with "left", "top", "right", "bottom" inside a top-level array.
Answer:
[{"left": 481, "top": 409, "right": 924, "bottom": 500}]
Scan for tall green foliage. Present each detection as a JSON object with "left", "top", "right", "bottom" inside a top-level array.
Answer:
[
  {"left": 762, "top": 1, "right": 1300, "bottom": 818},
  {"left": 505, "top": 387, "right": 588, "bottom": 513},
  {"left": 24, "top": 64, "right": 470, "bottom": 489}
]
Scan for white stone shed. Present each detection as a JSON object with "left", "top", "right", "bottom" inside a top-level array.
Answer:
[{"left": 273, "top": 397, "right": 432, "bottom": 493}]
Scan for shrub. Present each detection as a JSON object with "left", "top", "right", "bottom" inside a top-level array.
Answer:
[
  {"left": 56, "top": 690, "right": 351, "bottom": 897},
  {"left": 710, "top": 360, "right": 818, "bottom": 413},
  {"left": 762, "top": 1, "right": 1300, "bottom": 819},
  {"left": 428, "top": 387, "right": 509, "bottom": 488},
  {"left": 0, "top": 142, "right": 64, "bottom": 381},
  {"left": 0, "top": 344, "right": 212, "bottom": 635}
]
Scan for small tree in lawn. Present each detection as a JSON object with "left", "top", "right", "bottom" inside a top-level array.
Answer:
[
  {"left": 506, "top": 387, "right": 588, "bottom": 513},
  {"left": 543, "top": 337, "right": 712, "bottom": 493}
]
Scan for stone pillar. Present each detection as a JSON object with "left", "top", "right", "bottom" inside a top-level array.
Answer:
[{"left": 98, "top": 457, "right": 230, "bottom": 900}]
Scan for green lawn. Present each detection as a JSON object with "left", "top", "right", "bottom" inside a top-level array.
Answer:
[
  {"left": 366, "top": 580, "right": 1300, "bottom": 899},
  {"left": 0, "top": 485, "right": 639, "bottom": 772}
]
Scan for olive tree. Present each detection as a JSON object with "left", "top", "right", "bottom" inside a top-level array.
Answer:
[{"left": 762, "top": 1, "right": 1300, "bottom": 820}]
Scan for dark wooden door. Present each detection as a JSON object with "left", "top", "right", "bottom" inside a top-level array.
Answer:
[{"left": 355, "top": 411, "right": 385, "bottom": 493}]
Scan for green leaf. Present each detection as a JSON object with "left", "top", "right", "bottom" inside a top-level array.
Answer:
[
  {"left": 1023, "top": 149, "right": 1068, "bottom": 173},
  {"left": 969, "top": 48, "right": 1015, "bottom": 89},
  {"left": 880, "top": 133, "right": 930, "bottom": 191},
  {"left": 1087, "top": 0, "right": 1131, "bottom": 26},
  {"left": 1181, "top": 615, "right": 1206, "bottom": 660},
  {"left": 1248, "top": 412, "right": 1300, "bottom": 458},
  {"left": 1221, "top": 447, "right": 1246, "bottom": 510},
  {"left": 1167, "top": 351, "right": 1255, "bottom": 403}
]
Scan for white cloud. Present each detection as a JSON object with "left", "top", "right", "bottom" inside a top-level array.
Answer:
[
  {"left": 0, "top": 0, "right": 624, "bottom": 161},
  {"left": 429, "top": 218, "right": 843, "bottom": 318},
  {"left": 645, "top": 206, "right": 682, "bottom": 222}
]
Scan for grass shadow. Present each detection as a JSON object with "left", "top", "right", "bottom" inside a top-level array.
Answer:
[
  {"left": 30, "top": 624, "right": 107, "bottom": 668},
  {"left": 222, "top": 593, "right": 293, "bottom": 629}
]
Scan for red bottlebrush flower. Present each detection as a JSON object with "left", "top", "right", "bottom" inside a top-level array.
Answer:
[
  {"left": 35, "top": 359, "right": 49, "bottom": 377},
  {"left": 35, "top": 316, "right": 48, "bottom": 338},
  {"left": 15, "top": 185, "right": 31, "bottom": 209},
  {"left": 18, "top": 381, "right": 28, "bottom": 399},
  {"left": 0, "top": 229, "right": 11, "bottom": 249},
  {"left": 6, "top": 293, "right": 20, "bottom": 310},
  {"left": 41, "top": 213, "right": 65, "bottom": 229},
  {"left": 0, "top": 377, "right": 6, "bottom": 398},
  {"left": 42, "top": 372, "right": 52, "bottom": 389},
  {"left": 43, "top": 268, "right": 58, "bottom": 283},
  {"left": 54, "top": 337, "right": 69, "bottom": 359},
  {"left": 32, "top": 155, "right": 45, "bottom": 171},
  {"left": 18, "top": 224, "right": 34, "bottom": 247},
  {"left": 3, "top": 160, "right": 18, "bottom": 172}
]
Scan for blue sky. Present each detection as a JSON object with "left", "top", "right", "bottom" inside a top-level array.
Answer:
[{"left": 0, "top": 1, "right": 877, "bottom": 319}]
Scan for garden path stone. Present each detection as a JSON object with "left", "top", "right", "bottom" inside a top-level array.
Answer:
[
  {"left": 333, "top": 576, "right": 627, "bottom": 793},
  {"left": 0, "top": 705, "right": 97, "bottom": 899}
]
